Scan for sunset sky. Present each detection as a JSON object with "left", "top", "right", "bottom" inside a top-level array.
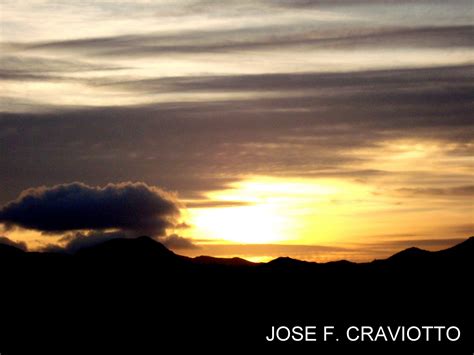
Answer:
[{"left": 0, "top": 0, "right": 473, "bottom": 262}]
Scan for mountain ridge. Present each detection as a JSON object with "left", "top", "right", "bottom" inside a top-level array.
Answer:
[
  {"left": 1, "top": 235, "right": 472, "bottom": 268},
  {"left": 1, "top": 235, "right": 472, "bottom": 354}
]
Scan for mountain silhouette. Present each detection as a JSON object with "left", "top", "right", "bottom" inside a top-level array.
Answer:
[
  {"left": 1, "top": 235, "right": 473, "bottom": 272},
  {"left": 387, "top": 246, "right": 431, "bottom": 260},
  {"left": 0, "top": 242, "right": 25, "bottom": 258},
  {"left": 192, "top": 255, "right": 256, "bottom": 267},
  {"left": 436, "top": 236, "right": 474, "bottom": 259},
  {"left": 76, "top": 235, "right": 183, "bottom": 264},
  {"left": 0, "top": 236, "right": 472, "bottom": 354},
  {"left": 77, "top": 235, "right": 173, "bottom": 257}
]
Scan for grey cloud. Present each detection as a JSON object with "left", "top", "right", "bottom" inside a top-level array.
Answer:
[
  {"left": 441, "top": 224, "right": 474, "bottom": 236},
  {"left": 267, "top": 0, "right": 468, "bottom": 7},
  {"left": 0, "top": 72, "right": 68, "bottom": 82},
  {"left": 185, "top": 200, "right": 252, "bottom": 208},
  {"left": 0, "top": 65, "right": 472, "bottom": 205},
  {"left": 39, "top": 243, "right": 66, "bottom": 253},
  {"left": 101, "top": 64, "right": 474, "bottom": 95},
  {"left": 11, "top": 25, "right": 473, "bottom": 58},
  {"left": 360, "top": 237, "right": 471, "bottom": 254},
  {"left": 39, "top": 230, "right": 198, "bottom": 253},
  {"left": 0, "top": 55, "right": 121, "bottom": 73},
  {"left": 0, "top": 55, "right": 125, "bottom": 82},
  {"left": 161, "top": 234, "right": 199, "bottom": 250},
  {"left": 88, "top": 65, "right": 473, "bottom": 138},
  {"left": 59, "top": 230, "right": 138, "bottom": 253},
  {"left": 396, "top": 185, "right": 474, "bottom": 197},
  {"left": 0, "top": 97, "right": 55, "bottom": 114},
  {"left": 0, "top": 182, "right": 180, "bottom": 236}
]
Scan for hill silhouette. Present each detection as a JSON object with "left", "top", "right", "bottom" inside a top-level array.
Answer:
[
  {"left": 0, "top": 242, "right": 25, "bottom": 257},
  {"left": 0, "top": 236, "right": 472, "bottom": 354},
  {"left": 3, "top": 235, "right": 472, "bottom": 271}
]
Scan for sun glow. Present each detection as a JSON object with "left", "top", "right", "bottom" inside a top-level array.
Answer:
[
  {"left": 185, "top": 176, "right": 373, "bottom": 244},
  {"left": 189, "top": 203, "right": 286, "bottom": 244}
]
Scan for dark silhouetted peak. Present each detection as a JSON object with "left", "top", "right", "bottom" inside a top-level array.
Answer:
[
  {"left": 434, "top": 236, "right": 474, "bottom": 265},
  {"left": 326, "top": 260, "right": 354, "bottom": 266},
  {"left": 438, "top": 236, "right": 474, "bottom": 255},
  {"left": 1, "top": 235, "right": 473, "bottom": 273},
  {"left": 266, "top": 256, "right": 313, "bottom": 268},
  {"left": 193, "top": 255, "right": 256, "bottom": 267},
  {"left": 76, "top": 236, "right": 177, "bottom": 262},
  {"left": 387, "top": 247, "right": 431, "bottom": 262},
  {"left": 0, "top": 243, "right": 25, "bottom": 257},
  {"left": 384, "top": 237, "right": 474, "bottom": 267}
]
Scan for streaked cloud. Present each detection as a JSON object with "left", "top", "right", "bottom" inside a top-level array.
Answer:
[
  {"left": 396, "top": 185, "right": 474, "bottom": 198},
  {"left": 9, "top": 25, "right": 471, "bottom": 58}
]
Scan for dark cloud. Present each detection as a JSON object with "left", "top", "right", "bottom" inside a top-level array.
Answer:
[
  {"left": 396, "top": 185, "right": 474, "bottom": 197},
  {"left": 0, "top": 236, "right": 28, "bottom": 251},
  {"left": 222, "top": 243, "right": 350, "bottom": 254},
  {"left": 442, "top": 224, "right": 474, "bottom": 236},
  {"left": 267, "top": 0, "right": 465, "bottom": 7},
  {"left": 0, "top": 71, "right": 65, "bottom": 82},
  {"left": 1, "top": 63, "right": 472, "bottom": 204},
  {"left": 9, "top": 25, "right": 473, "bottom": 58},
  {"left": 101, "top": 64, "right": 474, "bottom": 97},
  {"left": 0, "top": 55, "right": 125, "bottom": 82},
  {"left": 38, "top": 231, "right": 198, "bottom": 253},
  {"left": 359, "top": 237, "right": 472, "bottom": 254},
  {"left": 39, "top": 243, "right": 66, "bottom": 253},
  {"left": 59, "top": 230, "right": 138, "bottom": 253},
  {"left": 0, "top": 182, "right": 180, "bottom": 236},
  {"left": 185, "top": 200, "right": 252, "bottom": 208},
  {"left": 161, "top": 234, "right": 199, "bottom": 250},
  {"left": 0, "top": 55, "right": 117, "bottom": 73}
]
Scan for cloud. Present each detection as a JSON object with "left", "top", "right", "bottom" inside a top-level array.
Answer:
[
  {"left": 59, "top": 230, "right": 137, "bottom": 253},
  {"left": 100, "top": 64, "right": 474, "bottom": 98},
  {"left": 40, "top": 243, "right": 66, "bottom": 253},
  {"left": 0, "top": 55, "right": 125, "bottom": 82},
  {"left": 0, "top": 236, "right": 28, "bottom": 251},
  {"left": 354, "top": 237, "right": 473, "bottom": 257},
  {"left": 37, "top": 230, "right": 198, "bottom": 253},
  {"left": 0, "top": 55, "right": 122, "bottom": 74},
  {"left": 10, "top": 25, "right": 473, "bottom": 58},
  {"left": 267, "top": 0, "right": 464, "bottom": 7},
  {"left": 396, "top": 185, "right": 474, "bottom": 197},
  {"left": 0, "top": 182, "right": 180, "bottom": 236},
  {"left": 185, "top": 200, "right": 252, "bottom": 208},
  {"left": 0, "top": 62, "right": 472, "bottom": 205},
  {"left": 161, "top": 234, "right": 199, "bottom": 250}
]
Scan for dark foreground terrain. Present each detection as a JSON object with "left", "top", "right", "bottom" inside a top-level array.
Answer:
[{"left": 1, "top": 236, "right": 473, "bottom": 354}]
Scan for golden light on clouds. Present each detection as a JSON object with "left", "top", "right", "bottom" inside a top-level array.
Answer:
[
  {"left": 182, "top": 137, "right": 473, "bottom": 249},
  {"left": 185, "top": 176, "right": 377, "bottom": 245}
]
